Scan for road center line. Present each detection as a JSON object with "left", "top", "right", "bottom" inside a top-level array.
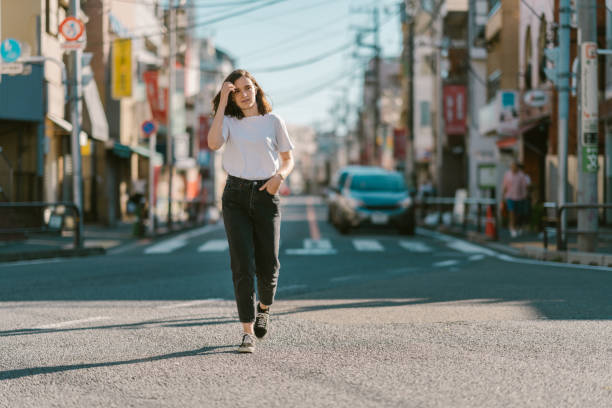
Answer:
[
  {"left": 35, "top": 316, "right": 110, "bottom": 330},
  {"left": 306, "top": 197, "right": 321, "bottom": 240}
]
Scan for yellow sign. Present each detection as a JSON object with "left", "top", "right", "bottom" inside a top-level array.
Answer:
[
  {"left": 112, "top": 38, "right": 132, "bottom": 99},
  {"left": 81, "top": 140, "right": 91, "bottom": 156}
]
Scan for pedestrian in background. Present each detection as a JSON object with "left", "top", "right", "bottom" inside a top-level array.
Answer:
[
  {"left": 208, "top": 69, "right": 295, "bottom": 353},
  {"left": 502, "top": 161, "right": 528, "bottom": 238}
]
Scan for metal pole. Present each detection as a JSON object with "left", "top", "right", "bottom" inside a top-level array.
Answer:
[
  {"left": 576, "top": 0, "right": 599, "bottom": 252},
  {"left": 148, "top": 131, "right": 157, "bottom": 236},
  {"left": 558, "top": 0, "right": 570, "bottom": 247},
  {"left": 70, "top": 0, "right": 83, "bottom": 248},
  {"left": 606, "top": 5, "right": 612, "bottom": 224},
  {"left": 373, "top": 6, "right": 381, "bottom": 166},
  {"left": 167, "top": 1, "right": 176, "bottom": 228},
  {"left": 435, "top": 18, "right": 444, "bottom": 196}
]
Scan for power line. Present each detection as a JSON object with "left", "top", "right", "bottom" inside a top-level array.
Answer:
[
  {"left": 84, "top": 0, "right": 292, "bottom": 48},
  {"left": 250, "top": 42, "right": 353, "bottom": 73},
  {"left": 274, "top": 65, "right": 362, "bottom": 107},
  {"left": 241, "top": 16, "right": 350, "bottom": 60}
]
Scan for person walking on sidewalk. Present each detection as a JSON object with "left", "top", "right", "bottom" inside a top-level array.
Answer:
[
  {"left": 502, "top": 161, "right": 528, "bottom": 238},
  {"left": 208, "top": 69, "right": 295, "bottom": 353}
]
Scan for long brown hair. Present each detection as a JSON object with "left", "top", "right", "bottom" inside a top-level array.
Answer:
[{"left": 212, "top": 69, "right": 272, "bottom": 119}]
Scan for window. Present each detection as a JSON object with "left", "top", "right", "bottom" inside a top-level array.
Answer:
[
  {"left": 420, "top": 101, "right": 431, "bottom": 127},
  {"left": 349, "top": 174, "right": 406, "bottom": 192}
]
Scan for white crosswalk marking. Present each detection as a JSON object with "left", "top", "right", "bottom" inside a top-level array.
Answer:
[
  {"left": 446, "top": 241, "right": 496, "bottom": 256},
  {"left": 399, "top": 241, "right": 432, "bottom": 252},
  {"left": 352, "top": 239, "right": 384, "bottom": 251},
  {"left": 144, "top": 239, "right": 187, "bottom": 254},
  {"left": 286, "top": 238, "right": 336, "bottom": 255},
  {"left": 198, "top": 240, "right": 229, "bottom": 252},
  {"left": 433, "top": 260, "right": 460, "bottom": 267}
]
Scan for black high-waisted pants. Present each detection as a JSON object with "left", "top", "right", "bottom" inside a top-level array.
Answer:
[{"left": 221, "top": 175, "right": 281, "bottom": 323}]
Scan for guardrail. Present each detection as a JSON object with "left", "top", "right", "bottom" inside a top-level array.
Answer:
[
  {"left": 416, "top": 196, "right": 500, "bottom": 240},
  {"left": 542, "top": 202, "right": 612, "bottom": 250},
  {"left": 0, "top": 202, "right": 82, "bottom": 248}
]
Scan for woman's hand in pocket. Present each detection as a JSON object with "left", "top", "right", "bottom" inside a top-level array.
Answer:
[{"left": 259, "top": 175, "right": 282, "bottom": 195}]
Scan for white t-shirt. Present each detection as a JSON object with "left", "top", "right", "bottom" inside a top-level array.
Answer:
[{"left": 221, "top": 113, "right": 294, "bottom": 180}]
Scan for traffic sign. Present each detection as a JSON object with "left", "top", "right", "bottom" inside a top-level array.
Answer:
[
  {"left": 59, "top": 17, "right": 85, "bottom": 42},
  {"left": 0, "top": 62, "right": 25, "bottom": 75},
  {"left": 1, "top": 39, "right": 22, "bottom": 63},
  {"left": 141, "top": 120, "right": 156, "bottom": 136}
]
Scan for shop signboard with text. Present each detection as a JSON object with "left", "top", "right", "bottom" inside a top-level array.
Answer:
[{"left": 443, "top": 85, "right": 467, "bottom": 135}]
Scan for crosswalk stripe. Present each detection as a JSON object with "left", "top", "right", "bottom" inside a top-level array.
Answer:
[
  {"left": 286, "top": 238, "right": 336, "bottom": 255},
  {"left": 399, "top": 240, "right": 432, "bottom": 252},
  {"left": 198, "top": 240, "right": 229, "bottom": 252},
  {"left": 144, "top": 240, "right": 188, "bottom": 254},
  {"left": 352, "top": 239, "right": 384, "bottom": 251}
]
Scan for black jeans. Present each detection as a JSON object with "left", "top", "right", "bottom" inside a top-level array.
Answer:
[{"left": 222, "top": 175, "right": 281, "bottom": 323}]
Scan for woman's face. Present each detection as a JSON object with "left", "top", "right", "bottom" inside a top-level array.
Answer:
[{"left": 232, "top": 76, "right": 257, "bottom": 112}]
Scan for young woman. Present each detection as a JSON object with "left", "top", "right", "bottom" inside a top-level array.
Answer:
[{"left": 208, "top": 69, "right": 294, "bottom": 353}]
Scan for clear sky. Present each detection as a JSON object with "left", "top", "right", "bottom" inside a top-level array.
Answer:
[{"left": 194, "top": 0, "right": 403, "bottom": 130}]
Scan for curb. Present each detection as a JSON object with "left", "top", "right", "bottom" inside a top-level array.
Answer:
[
  {"left": 519, "top": 246, "right": 612, "bottom": 268},
  {"left": 0, "top": 247, "right": 106, "bottom": 263},
  {"left": 0, "top": 221, "right": 212, "bottom": 263},
  {"left": 421, "top": 225, "right": 611, "bottom": 267}
]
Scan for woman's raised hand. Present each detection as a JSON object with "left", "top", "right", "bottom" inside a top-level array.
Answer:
[{"left": 220, "top": 82, "right": 236, "bottom": 105}]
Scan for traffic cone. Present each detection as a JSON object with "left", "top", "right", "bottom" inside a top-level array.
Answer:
[{"left": 485, "top": 205, "right": 496, "bottom": 239}]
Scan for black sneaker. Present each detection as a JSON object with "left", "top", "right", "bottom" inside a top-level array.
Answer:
[
  {"left": 254, "top": 303, "right": 270, "bottom": 339},
  {"left": 238, "top": 333, "right": 255, "bottom": 353}
]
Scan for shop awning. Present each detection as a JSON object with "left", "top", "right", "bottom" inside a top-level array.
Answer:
[
  {"left": 112, "top": 142, "right": 132, "bottom": 158},
  {"left": 496, "top": 136, "right": 518, "bottom": 149},
  {"left": 47, "top": 113, "right": 88, "bottom": 141},
  {"left": 47, "top": 113, "right": 72, "bottom": 132},
  {"left": 131, "top": 144, "right": 164, "bottom": 165},
  {"left": 82, "top": 66, "right": 109, "bottom": 142}
]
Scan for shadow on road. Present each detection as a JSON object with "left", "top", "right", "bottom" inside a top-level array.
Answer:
[
  {"left": 0, "top": 344, "right": 236, "bottom": 380},
  {"left": 0, "top": 316, "right": 238, "bottom": 338},
  {"left": 1, "top": 249, "right": 611, "bottom": 321}
]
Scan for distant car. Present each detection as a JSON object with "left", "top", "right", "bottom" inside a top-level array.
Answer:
[
  {"left": 331, "top": 169, "right": 415, "bottom": 235},
  {"left": 326, "top": 166, "right": 387, "bottom": 223}
]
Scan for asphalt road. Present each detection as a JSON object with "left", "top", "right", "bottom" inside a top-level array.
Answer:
[{"left": 1, "top": 196, "right": 611, "bottom": 407}]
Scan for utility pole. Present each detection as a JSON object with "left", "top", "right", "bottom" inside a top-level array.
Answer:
[
  {"left": 70, "top": 0, "right": 84, "bottom": 248},
  {"left": 401, "top": 1, "right": 416, "bottom": 187},
  {"left": 558, "top": 0, "right": 571, "bottom": 247},
  {"left": 576, "top": 0, "right": 599, "bottom": 252},
  {"left": 606, "top": 3, "right": 612, "bottom": 223},
  {"left": 167, "top": 1, "right": 177, "bottom": 228},
  {"left": 373, "top": 6, "right": 381, "bottom": 166},
  {"left": 435, "top": 13, "right": 444, "bottom": 196}
]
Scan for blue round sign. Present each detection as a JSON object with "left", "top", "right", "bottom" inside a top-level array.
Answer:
[
  {"left": 1, "top": 39, "right": 22, "bottom": 63},
  {"left": 141, "top": 120, "right": 156, "bottom": 136}
]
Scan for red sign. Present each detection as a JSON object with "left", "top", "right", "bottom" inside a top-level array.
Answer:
[
  {"left": 59, "top": 17, "right": 85, "bottom": 41},
  {"left": 443, "top": 85, "right": 467, "bottom": 135},
  {"left": 393, "top": 128, "right": 406, "bottom": 160},
  {"left": 198, "top": 115, "right": 211, "bottom": 150},
  {"left": 143, "top": 71, "right": 168, "bottom": 124}
]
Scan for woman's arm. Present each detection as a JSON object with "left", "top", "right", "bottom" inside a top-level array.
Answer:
[
  {"left": 207, "top": 82, "right": 235, "bottom": 151},
  {"left": 259, "top": 151, "right": 295, "bottom": 195}
]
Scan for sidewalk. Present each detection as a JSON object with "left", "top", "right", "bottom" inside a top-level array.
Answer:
[
  {"left": 466, "top": 226, "right": 612, "bottom": 268},
  {"left": 0, "top": 220, "right": 207, "bottom": 263}
]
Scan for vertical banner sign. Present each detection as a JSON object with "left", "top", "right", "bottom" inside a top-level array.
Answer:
[
  {"left": 393, "top": 128, "right": 407, "bottom": 160},
  {"left": 143, "top": 71, "right": 168, "bottom": 124},
  {"left": 443, "top": 85, "right": 467, "bottom": 135},
  {"left": 581, "top": 42, "right": 599, "bottom": 173},
  {"left": 112, "top": 38, "right": 132, "bottom": 99}
]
